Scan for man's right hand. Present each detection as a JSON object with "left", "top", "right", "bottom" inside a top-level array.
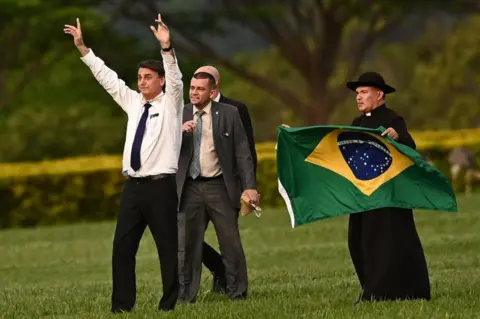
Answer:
[
  {"left": 64, "top": 18, "right": 89, "bottom": 56},
  {"left": 182, "top": 120, "right": 196, "bottom": 133},
  {"left": 242, "top": 189, "right": 260, "bottom": 206}
]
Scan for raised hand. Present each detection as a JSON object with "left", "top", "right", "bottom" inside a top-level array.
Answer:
[
  {"left": 150, "top": 14, "right": 171, "bottom": 49},
  {"left": 64, "top": 18, "right": 89, "bottom": 56},
  {"left": 64, "top": 18, "right": 84, "bottom": 48},
  {"left": 182, "top": 120, "right": 196, "bottom": 133}
]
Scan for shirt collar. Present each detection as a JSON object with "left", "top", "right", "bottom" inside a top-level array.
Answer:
[
  {"left": 142, "top": 91, "right": 164, "bottom": 104},
  {"left": 213, "top": 92, "right": 221, "bottom": 102},
  {"left": 193, "top": 101, "right": 212, "bottom": 115}
]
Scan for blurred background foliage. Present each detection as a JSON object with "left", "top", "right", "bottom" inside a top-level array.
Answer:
[
  {"left": 0, "top": 0, "right": 480, "bottom": 228},
  {"left": 1, "top": 0, "right": 479, "bottom": 161},
  {"left": 1, "top": 1, "right": 480, "bottom": 227}
]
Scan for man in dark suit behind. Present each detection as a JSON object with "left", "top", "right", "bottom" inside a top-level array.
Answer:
[
  {"left": 190, "top": 65, "right": 257, "bottom": 293},
  {"left": 176, "top": 72, "right": 259, "bottom": 302}
]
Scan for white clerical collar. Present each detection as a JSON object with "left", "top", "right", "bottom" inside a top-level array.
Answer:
[{"left": 366, "top": 112, "right": 371, "bottom": 117}]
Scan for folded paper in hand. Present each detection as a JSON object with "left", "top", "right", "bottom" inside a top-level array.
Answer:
[{"left": 240, "top": 194, "right": 262, "bottom": 217}]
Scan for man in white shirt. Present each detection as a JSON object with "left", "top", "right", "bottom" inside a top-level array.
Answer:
[{"left": 64, "top": 14, "right": 183, "bottom": 313}]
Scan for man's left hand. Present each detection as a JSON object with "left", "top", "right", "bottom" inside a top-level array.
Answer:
[
  {"left": 242, "top": 189, "right": 260, "bottom": 206},
  {"left": 381, "top": 127, "right": 399, "bottom": 140},
  {"left": 150, "top": 13, "right": 171, "bottom": 49}
]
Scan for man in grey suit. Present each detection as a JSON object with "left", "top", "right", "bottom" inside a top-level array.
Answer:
[
  {"left": 193, "top": 65, "right": 257, "bottom": 294},
  {"left": 176, "top": 71, "right": 259, "bottom": 303}
]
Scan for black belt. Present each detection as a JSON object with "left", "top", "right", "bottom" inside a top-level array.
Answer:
[
  {"left": 188, "top": 174, "right": 223, "bottom": 181},
  {"left": 127, "top": 173, "right": 174, "bottom": 183}
]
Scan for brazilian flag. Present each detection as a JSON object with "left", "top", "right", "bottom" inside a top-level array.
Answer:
[{"left": 276, "top": 125, "right": 458, "bottom": 228}]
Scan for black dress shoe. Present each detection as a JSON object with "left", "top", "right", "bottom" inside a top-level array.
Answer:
[{"left": 211, "top": 274, "right": 227, "bottom": 294}]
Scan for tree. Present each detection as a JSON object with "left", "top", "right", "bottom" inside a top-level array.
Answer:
[
  {"left": 0, "top": 0, "right": 100, "bottom": 110},
  {"left": 214, "top": 49, "right": 308, "bottom": 141},
  {"left": 364, "top": 15, "right": 480, "bottom": 130},
  {"left": 403, "top": 14, "right": 480, "bottom": 129},
  {"left": 103, "top": 0, "right": 479, "bottom": 125},
  {"left": 0, "top": 0, "right": 199, "bottom": 162}
]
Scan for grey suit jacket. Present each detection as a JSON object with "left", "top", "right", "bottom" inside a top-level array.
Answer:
[{"left": 176, "top": 101, "right": 256, "bottom": 209}]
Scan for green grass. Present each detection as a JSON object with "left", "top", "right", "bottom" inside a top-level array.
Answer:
[{"left": 1, "top": 195, "right": 480, "bottom": 319}]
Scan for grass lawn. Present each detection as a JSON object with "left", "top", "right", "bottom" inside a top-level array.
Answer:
[{"left": 1, "top": 194, "right": 480, "bottom": 318}]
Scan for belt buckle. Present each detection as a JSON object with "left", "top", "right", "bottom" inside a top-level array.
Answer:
[
  {"left": 152, "top": 174, "right": 164, "bottom": 180},
  {"left": 129, "top": 175, "right": 149, "bottom": 184}
]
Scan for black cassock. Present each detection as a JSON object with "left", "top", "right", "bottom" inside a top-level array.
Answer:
[{"left": 348, "top": 104, "right": 431, "bottom": 302}]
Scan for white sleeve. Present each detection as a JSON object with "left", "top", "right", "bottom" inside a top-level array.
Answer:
[
  {"left": 161, "top": 50, "right": 184, "bottom": 114},
  {"left": 81, "top": 49, "right": 140, "bottom": 113}
]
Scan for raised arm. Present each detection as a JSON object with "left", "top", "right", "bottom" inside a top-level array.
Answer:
[
  {"left": 150, "top": 14, "right": 184, "bottom": 115},
  {"left": 64, "top": 18, "right": 139, "bottom": 113}
]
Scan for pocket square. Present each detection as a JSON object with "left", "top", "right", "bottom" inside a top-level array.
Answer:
[{"left": 150, "top": 113, "right": 159, "bottom": 119}]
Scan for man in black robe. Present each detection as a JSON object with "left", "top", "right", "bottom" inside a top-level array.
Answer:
[{"left": 346, "top": 72, "right": 431, "bottom": 302}]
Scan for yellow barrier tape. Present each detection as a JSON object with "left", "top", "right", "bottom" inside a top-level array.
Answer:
[
  {"left": 1, "top": 128, "right": 480, "bottom": 179},
  {"left": 0, "top": 155, "right": 122, "bottom": 179}
]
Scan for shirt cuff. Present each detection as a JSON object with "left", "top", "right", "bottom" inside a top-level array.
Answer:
[
  {"left": 80, "top": 49, "right": 96, "bottom": 66},
  {"left": 161, "top": 49, "right": 177, "bottom": 63}
]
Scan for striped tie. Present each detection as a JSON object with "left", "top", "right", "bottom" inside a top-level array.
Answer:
[{"left": 189, "top": 110, "right": 205, "bottom": 179}]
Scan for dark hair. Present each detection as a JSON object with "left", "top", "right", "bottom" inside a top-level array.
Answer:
[
  {"left": 137, "top": 60, "right": 165, "bottom": 77},
  {"left": 137, "top": 59, "right": 166, "bottom": 91},
  {"left": 193, "top": 72, "right": 216, "bottom": 89}
]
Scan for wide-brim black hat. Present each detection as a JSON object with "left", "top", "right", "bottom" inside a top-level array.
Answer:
[{"left": 346, "top": 71, "right": 396, "bottom": 94}]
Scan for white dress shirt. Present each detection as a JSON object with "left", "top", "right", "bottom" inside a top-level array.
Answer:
[{"left": 80, "top": 49, "right": 184, "bottom": 177}]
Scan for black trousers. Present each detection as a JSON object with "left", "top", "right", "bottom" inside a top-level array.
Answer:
[
  {"left": 111, "top": 174, "right": 179, "bottom": 312},
  {"left": 202, "top": 242, "right": 225, "bottom": 275},
  {"left": 179, "top": 177, "right": 248, "bottom": 302}
]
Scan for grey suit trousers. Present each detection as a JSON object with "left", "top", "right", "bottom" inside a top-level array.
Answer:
[{"left": 178, "top": 176, "right": 248, "bottom": 302}]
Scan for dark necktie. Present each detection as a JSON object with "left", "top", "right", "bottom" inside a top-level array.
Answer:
[{"left": 130, "top": 103, "right": 152, "bottom": 171}]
